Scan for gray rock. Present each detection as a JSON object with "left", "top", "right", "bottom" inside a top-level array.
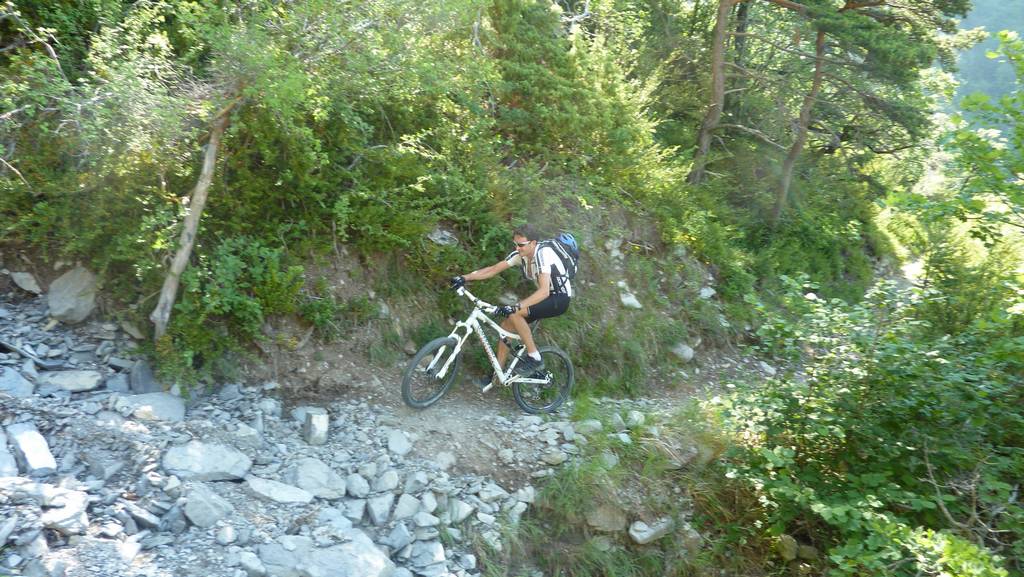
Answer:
[
  {"left": 0, "top": 433, "right": 17, "bottom": 476},
  {"left": 574, "top": 419, "right": 602, "bottom": 434},
  {"left": 433, "top": 451, "right": 455, "bottom": 471},
  {"left": 10, "top": 272, "right": 42, "bottom": 294},
  {"left": 404, "top": 471, "right": 429, "bottom": 494},
  {"left": 113, "top": 392, "right": 186, "bottom": 422},
  {"left": 0, "top": 477, "right": 88, "bottom": 534},
  {"left": 163, "top": 441, "right": 252, "bottom": 481},
  {"left": 386, "top": 522, "right": 414, "bottom": 551},
  {"left": 104, "top": 373, "right": 130, "bottom": 393},
  {"left": 699, "top": 286, "right": 716, "bottom": 299},
  {"left": 216, "top": 525, "right": 237, "bottom": 545},
  {"left": 37, "top": 370, "right": 103, "bottom": 393},
  {"left": 410, "top": 540, "right": 445, "bottom": 568},
  {"left": 345, "top": 473, "right": 370, "bottom": 498},
  {"left": 239, "top": 551, "right": 267, "bottom": 577},
  {"left": 373, "top": 469, "right": 399, "bottom": 492},
  {"left": 758, "top": 360, "right": 777, "bottom": 376},
  {"left": 477, "top": 483, "right": 508, "bottom": 503},
  {"left": 259, "top": 532, "right": 394, "bottom": 577},
  {"left": 413, "top": 512, "right": 440, "bottom": 528},
  {"left": 671, "top": 344, "right": 695, "bottom": 363},
  {"left": 448, "top": 499, "right": 475, "bottom": 523},
  {"left": 367, "top": 493, "right": 394, "bottom": 526},
  {"left": 343, "top": 498, "right": 366, "bottom": 522},
  {"left": 247, "top": 476, "right": 314, "bottom": 504},
  {"left": 6, "top": 422, "right": 56, "bottom": 476},
  {"left": 183, "top": 482, "right": 234, "bottom": 528},
  {"left": 129, "top": 360, "right": 162, "bottom": 394},
  {"left": 302, "top": 410, "right": 329, "bottom": 446},
  {"left": 0, "top": 367, "right": 34, "bottom": 398},
  {"left": 284, "top": 458, "right": 346, "bottom": 500},
  {"left": 628, "top": 517, "right": 675, "bottom": 544},
  {"left": 386, "top": 429, "right": 412, "bottom": 456},
  {"left": 393, "top": 493, "right": 421, "bottom": 519},
  {"left": 47, "top": 266, "right": 97, "bottom": 323},
  {"left": 541, "top": 449, "right": 567, "bottom": 466},
  {"left": 625, "top": 410, "right": 645, "bottom": 428},
  {"left": 585, "top": 504, "right": 627, "bottom": 532}
]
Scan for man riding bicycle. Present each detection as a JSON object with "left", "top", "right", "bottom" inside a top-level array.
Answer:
[{"left": 450, "top": 225, "right": 573, "bottom": 388}]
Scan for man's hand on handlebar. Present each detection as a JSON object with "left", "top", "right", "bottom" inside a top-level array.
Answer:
[
  {"left": 496, "top": 303, "right": 520, "bottom": 318},
  {"left": 449, "top": 275, "right": 465, "bottom": 290}
]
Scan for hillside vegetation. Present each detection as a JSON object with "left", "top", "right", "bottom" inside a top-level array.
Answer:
[{"left": 1, "top": 0, "right": 1022, "bottom": 575}]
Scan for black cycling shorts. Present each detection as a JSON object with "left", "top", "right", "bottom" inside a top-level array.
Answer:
[{"left": 525, "top": 293, "right": 570, "bottom": 323}]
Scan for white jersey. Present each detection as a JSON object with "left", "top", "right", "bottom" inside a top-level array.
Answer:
[{"left": 505, "top": 245, "right": 574, "bottom": 298}]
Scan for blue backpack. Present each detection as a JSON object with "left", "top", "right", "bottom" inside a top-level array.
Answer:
[{"left": 539, "top": 232, "right": 579, "bottom": 280}]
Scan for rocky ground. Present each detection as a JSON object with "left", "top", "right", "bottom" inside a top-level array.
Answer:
[
  {"left": 0, "top": 286, "right": 694, "bottom": 577},
  {"left": 0, "top": 257, "right": 781, "bottom": 577}
]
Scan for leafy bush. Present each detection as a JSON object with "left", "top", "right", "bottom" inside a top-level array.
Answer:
[
  {"left": 157, "top": 237, "right": 304, "bottom": 383},
  {"left": 714, "top": 279, "right": 1023, "bottom": 575}
]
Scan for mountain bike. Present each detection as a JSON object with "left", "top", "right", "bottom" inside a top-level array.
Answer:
[{"left": 401, "top": 286, "right": 574, "bottom": 414}]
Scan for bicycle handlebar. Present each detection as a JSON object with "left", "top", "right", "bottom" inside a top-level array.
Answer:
[{"left": 454, "top": 287, "right": 500, "bottom": 314}]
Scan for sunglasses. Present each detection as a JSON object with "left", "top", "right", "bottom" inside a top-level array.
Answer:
[{"left": 513, "top": 240, "right": 533, "bottom": 247}]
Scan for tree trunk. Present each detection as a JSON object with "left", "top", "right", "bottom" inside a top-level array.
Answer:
[
  {"left": 150, "top": 103, "right": 237, "bottom": 340},
  {"left": 724, "top": 1, "right": 751, "bottom": 117},
  {"left": 772, "top": 28, "right": 825, "bottom": 226},
  {"left": 688, "top": 0, "right": 739, "bottom": 185}
]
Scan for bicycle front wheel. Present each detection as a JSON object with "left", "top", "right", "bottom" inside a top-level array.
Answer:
[
  {"left": 401, "top": 337, "right": 462, "bottom": 409},
  {"left": 512, "top": 345, "right": 573, "bottom": 414}
]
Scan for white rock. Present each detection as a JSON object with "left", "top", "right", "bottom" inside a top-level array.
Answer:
[
  {"left": 183, "top": 482, "right": 234, "bottom": 528},
  {"left": 238, "top": 551, "right": 266, "bottom": 577},
  {"left": 386, "top": 523, "right": 414, "bottom": 551},
  {"left": 671, "top": 343, "right": 695, "bottom": 363},
  {"left": 629, "top": 517, "right": 675, "bottom": 544},
  {"left": 216, "top": 525, "right": 237, "bottom": 545},
  {"left": 387, "top": 429, "right": 412, "bottom": 456},
  {"left": 114, "top": 392, "right": 186, "bottom": 422},
  {"left": 163, "top": 441, "right": 252, "bottom": 481},
  {"left": 247, "top": 476, "right": 314, "bottom": 504},
  {"left": 37, "top": 370, "right": 103, "bottom": 393},
  {"left": 620, "top": 291, "right": 642, "bottom": 309},
  {"left": 448, "top": 499, "right": 475, "bottom": 523},
  {"left": 404, "top": 471, "right": 429, "bottom": 493},
  {"left": 303, "top": 409, "right": 329, "bottom": 446},
  {"left": 373, "top": 469, "right": 400, "bottom": 492},
  {"left": 11, "top": 272, "right": 42, "bottom": 293},
  {"left": 284, "top": 458, "right": 346, "bottom": 499},
  {"left": 367, "top": 493, "right": 395, "bottom": 526},
  {"left": 413, "top": 512, "right": 440, "bottom": 527},
  {"left": 6, "top": 423, "right": 56, "bottom": 476},
  {"left": 758, "top": 361, "right": 777, "bottom": 376},
  {"left": 477, "top": 483, "right": 508, "bottom": 503},
  {"left": 393, "top": 494, "right": 421, "bottom": 519},
  {"left": 346, "top": 473, "right": 370, "bottom": 498},
  {"left": 575, "top": 419, "right": 602, "bottom": 434},
  {"left": 47, "top": 266, "right": 97, "bottom": 323},
  {"left": 699, "top": 286, "right": 716, "bottom": 299},
  {"left": 433, "top": 451, "right": 456, "bottom": 471}
]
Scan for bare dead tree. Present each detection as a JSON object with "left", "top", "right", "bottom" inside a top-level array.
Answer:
[{"left": 150, "top": 97, "right": 241, "bottom": 340}]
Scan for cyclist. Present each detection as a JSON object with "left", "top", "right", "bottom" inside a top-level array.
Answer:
[{"left": 450, "top": 224, "right": 573, "bottom": 388}]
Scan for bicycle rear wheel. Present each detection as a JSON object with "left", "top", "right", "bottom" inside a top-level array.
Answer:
[
  {"left": 512, "top": 345, "right": 573, "bottom": 414},
  {"left": 402, "top": 337, "right": 462, "bottom": 409}
]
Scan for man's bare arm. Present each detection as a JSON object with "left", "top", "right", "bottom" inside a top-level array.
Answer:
[{"left": 463, "top": 260, "right": 511, "bottom": 281}]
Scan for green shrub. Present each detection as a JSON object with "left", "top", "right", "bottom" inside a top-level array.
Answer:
[{"left": 714, "top": 279, "right": 1023, "bottom": 575}]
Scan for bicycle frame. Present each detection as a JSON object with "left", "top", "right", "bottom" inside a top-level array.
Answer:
[{"left": 429, "top": 287, "right": 548, "bottom": 387}]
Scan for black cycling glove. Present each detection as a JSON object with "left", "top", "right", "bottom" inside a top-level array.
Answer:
[
  {"left": 496, "top": 304, "right": 520, "bottom": 317},
  {"left": 449, "top": 275, "right": 465, "bottom": 290}
]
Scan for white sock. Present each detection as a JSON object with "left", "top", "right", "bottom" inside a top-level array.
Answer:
[{"left": 528, "top": 351, "right": 541, "bottom": 361}]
